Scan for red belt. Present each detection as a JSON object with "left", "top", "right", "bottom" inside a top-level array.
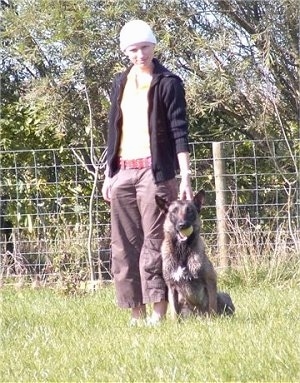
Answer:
[{"left": 119, "top": 157, "right": 152, "bottom": 170}]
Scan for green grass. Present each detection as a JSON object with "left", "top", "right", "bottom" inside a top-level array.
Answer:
[{"left": 1, "top": 282, "right": 300, "bottom": 382}]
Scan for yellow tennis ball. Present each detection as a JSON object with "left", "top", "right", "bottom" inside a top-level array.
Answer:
[{"left": 179, "top": 226, "right": 193, "bottom": 237}]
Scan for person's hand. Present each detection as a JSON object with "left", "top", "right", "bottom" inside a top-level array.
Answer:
[
  {"left": 179, "top": 174, "right": 193, "bottom": 200},
  {"left": 101, "top": 176, "right": 112, "bottom": 202}
]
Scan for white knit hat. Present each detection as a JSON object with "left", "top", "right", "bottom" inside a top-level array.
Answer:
[{"left": 120, "top": 20, "right": 157, "bottom": 52}]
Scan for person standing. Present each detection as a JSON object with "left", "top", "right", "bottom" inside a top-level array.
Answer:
[{"left": 102, "top": 19, "right": 193, "bottom": 325}]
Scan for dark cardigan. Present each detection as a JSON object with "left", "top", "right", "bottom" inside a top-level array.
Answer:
[{"left": 106, "top": 58, "right": 190, "bottom": 183}]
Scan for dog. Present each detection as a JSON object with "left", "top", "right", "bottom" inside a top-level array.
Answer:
[{"left": 156, "top": 189, "right": 235, "bottom": 319}]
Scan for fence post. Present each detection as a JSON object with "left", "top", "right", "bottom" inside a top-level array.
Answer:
[{"left": 212, "top": 142, "right": 229, "bottom": 269}]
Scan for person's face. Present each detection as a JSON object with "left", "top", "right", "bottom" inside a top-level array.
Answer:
[{"left": 125, "top": 42, "right": 155, "bottom": 70}]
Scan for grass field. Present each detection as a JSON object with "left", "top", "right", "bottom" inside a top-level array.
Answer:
[{"left": 1, "top": 278, "right": 300, "bottom": 382}]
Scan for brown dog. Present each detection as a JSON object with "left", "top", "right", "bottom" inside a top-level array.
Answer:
[{"left": 156, "top": 190, "right": 235, "bottom": 319}]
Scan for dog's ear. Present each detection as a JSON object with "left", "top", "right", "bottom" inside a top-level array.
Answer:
[
  {"left": 193, "top": 189, "right": 205, "bottom": 213},
  {"left": 155, "top": 195, "right": 170, "bottom": 213}
]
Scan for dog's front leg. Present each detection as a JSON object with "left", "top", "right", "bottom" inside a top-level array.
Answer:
[
  {"left": 168, "top": 286, "right": 180, "bottom": 319},
  {"left": 207, "top": 279, "right": 218, "bottom": 315}
]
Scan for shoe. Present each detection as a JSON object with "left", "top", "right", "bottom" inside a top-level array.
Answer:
[
  {"left": 146, "top": 315, "right": 164, "bottom": 326},
  {"left": 129, "top": 318, "right": 146, "bottom": 327}
]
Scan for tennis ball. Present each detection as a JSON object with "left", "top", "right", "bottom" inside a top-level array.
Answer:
[{"left": 179, "top": 226, "right": 193, "bottom": 237}]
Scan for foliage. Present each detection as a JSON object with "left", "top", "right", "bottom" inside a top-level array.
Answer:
[
  {"left": 1, "top": 0, "right": 299, "bottom": 146},
  {"left": 0, "top": 1, "right": 299, "bottom": 259}
]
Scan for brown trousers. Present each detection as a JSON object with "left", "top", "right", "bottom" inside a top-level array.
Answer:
[{"left": 110, "top": 168, "right": 178, "bottom": 308}]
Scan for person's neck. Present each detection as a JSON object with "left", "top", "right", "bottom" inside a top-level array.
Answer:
[{"left": 133, "top": 62, "right": 154, "bottom": 76}]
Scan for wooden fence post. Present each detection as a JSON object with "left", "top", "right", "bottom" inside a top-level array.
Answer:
[{"left": 212, "top": 142, "right": 229, "bottom": 269}]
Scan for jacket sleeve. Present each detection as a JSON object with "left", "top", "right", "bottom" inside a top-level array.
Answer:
[
  {"left": 106, "top": 76, "right": 119, "bottom": 139},
  {"left": 161, "top": 77, "right": 190, "bottom": 153},
  {"left": 106, "top": 75, "right": 121, "bottom": 160}
]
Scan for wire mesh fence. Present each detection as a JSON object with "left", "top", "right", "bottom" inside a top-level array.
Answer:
[{"left": 1, "top": 139, "right": 299, "bottom": 286}]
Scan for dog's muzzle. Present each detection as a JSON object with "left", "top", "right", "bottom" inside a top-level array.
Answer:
[{"left": 177, "top": 226, "right": 194, "bottom": 241}]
